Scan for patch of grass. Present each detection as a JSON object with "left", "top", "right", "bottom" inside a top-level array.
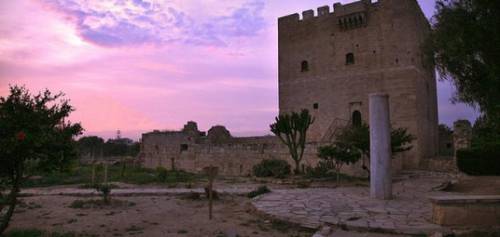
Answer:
[
  {"left": 296, "top": 180, "right": 311, "bottom": 189},
  {"left": 247, "top": 186, "right": 271, "bottom": 198},
  {"left": 22, "top": 165, "right": 203, "bottom": 188},
  {"left": 78, "top": 183, "right": 119, "bottom": 189},
  {"left": 4, "top": 229, "right": 97, "bottom": 237}
]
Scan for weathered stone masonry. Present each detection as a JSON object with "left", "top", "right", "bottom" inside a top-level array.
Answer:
[
  {"left": 278, "top": 0, "right": 438, "bottom": 169},
  {"left": 140, "top": 122, "right": 328, "bottom": 176}
]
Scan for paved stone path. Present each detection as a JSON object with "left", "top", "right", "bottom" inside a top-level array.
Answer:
[{"left": 252, "top": 171, "right": 456, "bottom": 235}]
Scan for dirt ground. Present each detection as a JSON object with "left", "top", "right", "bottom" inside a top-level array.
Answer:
[
  {"left": 8, "top": 195, "right": 314, "bottom": 237},
  {"left": 6, "top": 174, "right": 500, "bottom": 237}
]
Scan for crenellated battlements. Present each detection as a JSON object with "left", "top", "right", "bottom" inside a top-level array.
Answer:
[{"left": 278, "top": 0, "right": 378, "bottom": 25}]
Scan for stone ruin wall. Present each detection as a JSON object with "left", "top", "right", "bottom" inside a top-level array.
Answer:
[
  {"left": 140, "top": 122, "right": 404, "bottom": 177},
  {"left": 421, "top": 120, "right": 473, "bottom": 173},
  {"left": 139, "top": 118, "right": 472, "bottom": 176}
]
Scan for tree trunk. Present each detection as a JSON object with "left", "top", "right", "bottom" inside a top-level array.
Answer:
[
  {"left": 336, "top": 164, "right": 342, "bottom": 184},
  {"left": 0, "top": 173, "right": 21, "bottom": 235},
  {"left": 336, "top": 171, "right": 340, "bottom": 183},
  {"left": 294, "top": 159, "right": 301, "bottom": 175}
]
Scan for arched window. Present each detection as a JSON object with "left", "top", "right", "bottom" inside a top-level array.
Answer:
[
  {"left": 301, "top": 60, "right": 309, "bottom": 72},
  {"left": 352, "top": 110, "right": 362, "bottom": 127},
  {"left": 346, "top": 53, "right": 355, "bottom": 65}
]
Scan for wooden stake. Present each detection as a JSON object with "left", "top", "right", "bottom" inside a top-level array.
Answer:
[
  {"left": 91, "top": 163, "right": 96, "bottom": 186},
  {"left": 104, "top": 163, "right": 108, "bottom": 185},
  {"left": 203, "top": 166, "right": 218, "bottom": 220},
  {"left": 208, "top": 179, "right": 213, "bottom": 220}
]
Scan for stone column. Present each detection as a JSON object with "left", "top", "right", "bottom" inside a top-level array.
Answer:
[{"left": 369, "top": 93, "right": 392, "bottom": 200}]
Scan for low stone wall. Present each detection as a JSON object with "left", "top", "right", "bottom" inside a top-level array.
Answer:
[
  {"left": 421, "top": 156, "right": 457, "bottom": 173},
  {"left": 142, "top": 139, "right": 406, "bottom": 177},
  {"left": 430, "top": 195, "right": 500, "bottom": 226},
  {"left": 144, "top": 141, "right": 321, "bottom": 176},
  {"left": 140, "top": 125, "right": 407, "bottom": 177}
]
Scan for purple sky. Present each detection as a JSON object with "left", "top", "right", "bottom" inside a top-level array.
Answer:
[{"left": 0, "top": 0, "right": 478, "bottom": 140}]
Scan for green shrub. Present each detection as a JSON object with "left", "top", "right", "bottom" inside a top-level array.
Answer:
[
  {"left": 304, "top": 162, "right": 335, "bottom": 178},
  {"left": 97, "top": 184, "right": 112, "bottom": 204},
  {"left": 252, "top": 159, "right": 291, "bottom": 178},
  {"left": 457, "top": 145, "right": 500, "bottom": 175},
  {"left": 156, "top": 167, "right": 169, "bottom": 182},
  {"left": 247, "top": 186, "right": 271, "bottom": 198}
]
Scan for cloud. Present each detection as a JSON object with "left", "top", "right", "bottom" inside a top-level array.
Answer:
[{"left": 41, "top": 0, "right": 266, "bottom": 47}]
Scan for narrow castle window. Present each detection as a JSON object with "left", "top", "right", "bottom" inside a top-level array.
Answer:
[
  {"left": 313, "top": 103, "right": 319, "bottom": 109},
  {"left": 180, "top": 144, "right": 188, "bottom": 152},
  {"left": 346, "top": 53, "right": 355, "bottom": 65},
  {"left": 301, "top": 60, "right": 309, "bottom": 72},
  {"left": 352, "top": 110, "right": 362, "bottom": 127}
]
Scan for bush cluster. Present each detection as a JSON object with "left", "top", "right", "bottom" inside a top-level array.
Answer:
[
  {"left": 156, "top": 167, "right": 169, "bottom": 182},
  {"left": 252, "top": 159, "right": 291, "bottom": 178},
  {"left": 456, "top": 144, "right": 500, "bottom": 175},
  {"left": 304, "top": 162, "right": 335, "bottom": 178},
  {"left": 155, "top": 167, "right": 195, "bottom": 183}
]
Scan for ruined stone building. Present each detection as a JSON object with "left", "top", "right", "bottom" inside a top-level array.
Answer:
[{"left": 140, "top": 0, "right": 442, "bottom": 175}]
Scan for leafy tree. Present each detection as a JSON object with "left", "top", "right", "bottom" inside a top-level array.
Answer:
[
  {"left": 103, "top": 138, "right": 139, "bottom": 157},
  {"left": 471, "top": 115, "right": 500, "bottom": 147},
  {"left": 128, "top": 142, "right": 141, "bottom": 157},
  {"left": 426, "top": 0, "right": 500, "bottom": 124},
  {"left": 270, "top": 109, "right": 314, "bottom": 174},
  {"left": 0, "top": 86, "right": 82, "bottom": 234},
  {"left": 77, "top": 136, "right": 140, "bottom": 158},
  {"left": 335, "top": 123, "right": 415, "bottom": 173},
  {"left": 37, "top": 123, "right": 81, "bottom": 173},
  {"left": 317, "top": 143, "right": 361, "bottom": 182},
  {"left": 103, "top": 139, "right": 129, "bottom": 156},
  {"left": 76, "top": 136, "right": 104, "bottom": 158}
]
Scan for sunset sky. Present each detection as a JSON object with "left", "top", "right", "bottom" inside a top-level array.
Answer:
[{"left": 0, "top": 0, "right": 478, "bottom": 140}]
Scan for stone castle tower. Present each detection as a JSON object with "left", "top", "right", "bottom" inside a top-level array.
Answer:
[{"left": 278, "top": 0, "right": 439, "bottom": 169}]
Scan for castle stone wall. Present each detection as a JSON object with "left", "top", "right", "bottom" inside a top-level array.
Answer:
[{"left": 140, "top": 124, "right": 404, "bottom": 176}]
